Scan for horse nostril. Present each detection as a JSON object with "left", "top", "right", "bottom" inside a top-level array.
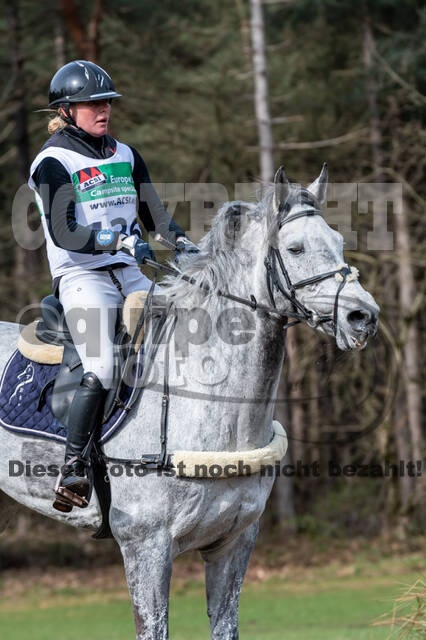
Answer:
[
  {"left": 347, "top": 309, "right": 378, "bottom": 335},
  {"left": 347, "top": 310, "right": 368, "bottom": 325}
]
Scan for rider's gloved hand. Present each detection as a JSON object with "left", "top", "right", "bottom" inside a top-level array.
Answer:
[
  {"left": 174, "top": 236, "right": 200, "bottom": 263},
  {"left": 120, "top": 235, "right": 156, "bottom": 265}
]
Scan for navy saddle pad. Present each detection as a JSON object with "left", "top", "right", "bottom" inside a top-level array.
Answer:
[{"left": 0, "top": 350, "right": 140, "bottom": 444}]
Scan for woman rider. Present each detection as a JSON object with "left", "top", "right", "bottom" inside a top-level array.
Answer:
[{"left": 28, "top": 60, "right": 198, "bottom": 511}]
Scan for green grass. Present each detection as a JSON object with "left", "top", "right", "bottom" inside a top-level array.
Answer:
[{"left": 0, "top": 571, "right": 421, "bottom": 639}]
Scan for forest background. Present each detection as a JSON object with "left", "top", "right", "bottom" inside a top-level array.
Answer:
[{"left": 0, "top": 0, "right": 424, "bottom": 566}]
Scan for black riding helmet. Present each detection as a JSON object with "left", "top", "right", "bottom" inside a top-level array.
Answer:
[{"left": 48, "top": 60, "right": 121, "bottom": 107}]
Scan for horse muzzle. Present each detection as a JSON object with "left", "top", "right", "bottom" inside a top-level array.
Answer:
[
  {"left": 342, "top": 302, "right": 379, "bottom": 349},
  {"left": 346, "top": 308, "right": 378, "bottom": 336}
]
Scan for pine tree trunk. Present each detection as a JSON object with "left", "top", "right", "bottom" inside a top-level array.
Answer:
[
  {"left": 308, "top": 362, "right": 320, "bottom": 464},
  {"left": 363, "top": 18, "right": 384, "bottom": 175},
  {"left": 54, "top": 10, "right": 66, "bottom": 67},
  {"left": 59, "top": 0, "right": 103, "bottom": 62},
  {"left": 249, "top": 0, "right": 274, "bottom": 182},
  {"left": 394, "top": 391, "right": 414, "bottom": 520},
  {"left": 6, "top": 2, "right": 43, "bottom": 309},
  {"left": 286, "top": 328, "right": 305, "bottom": 465},
  {"left": 363, "top": 16, "right": 395, "bottom": 524},
  {"left": 271, "top": 373, "right": 296, "bottom": 532},
  {"left": 395, "top": 201, "right": 423, "bottom": 475},
  {"left": 385, "top": 83, "right": 424, "bottom": 512}
]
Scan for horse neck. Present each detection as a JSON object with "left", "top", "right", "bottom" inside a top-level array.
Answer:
[{"left": 163, "top": 290, "right": 286, "bottom": 450}]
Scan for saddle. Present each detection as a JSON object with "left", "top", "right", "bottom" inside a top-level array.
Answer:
[{"left": 18, "top": 293, "right": 148, "bottom": 425}]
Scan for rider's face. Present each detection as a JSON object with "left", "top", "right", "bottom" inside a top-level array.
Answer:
[{"left": 66, "top": 99, "right": 112, "bottom": 137}]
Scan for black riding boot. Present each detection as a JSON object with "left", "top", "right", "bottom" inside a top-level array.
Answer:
[{"left": 54, "top": 372, "right": 107, "bottom": 510}]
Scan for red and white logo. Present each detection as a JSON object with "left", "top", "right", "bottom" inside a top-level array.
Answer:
[{"left": 76, "top": 166, "right": 107, "bottom": 192}]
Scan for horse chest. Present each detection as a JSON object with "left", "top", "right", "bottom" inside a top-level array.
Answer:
[{"left": 109, "top": 473, "right": 274, "bottom": 553}]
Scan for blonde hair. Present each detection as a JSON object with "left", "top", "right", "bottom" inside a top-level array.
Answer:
[{"left": 48, "top": 111, "right": 67, "bottom": 135}]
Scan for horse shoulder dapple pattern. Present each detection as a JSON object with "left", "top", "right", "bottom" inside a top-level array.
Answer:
[{"left": 0, "top": 350, "right": 136, "bottom": 444}]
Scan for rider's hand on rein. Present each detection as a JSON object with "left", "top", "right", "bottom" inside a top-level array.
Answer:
[{"left": 119, "top": 235, "right": 156, "bottom": 265}]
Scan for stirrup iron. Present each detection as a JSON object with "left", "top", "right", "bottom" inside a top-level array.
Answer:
[{"left": 52, "top": 456, "right": 90, "bottom": 511}]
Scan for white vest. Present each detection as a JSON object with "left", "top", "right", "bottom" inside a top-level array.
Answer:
[{"left": 29, "top": 141, "right": 141, "bottom": 278}]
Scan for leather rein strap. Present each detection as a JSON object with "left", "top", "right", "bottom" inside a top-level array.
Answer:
[{"left": 141, "top": 208, "right": 356, "bottom": 333}]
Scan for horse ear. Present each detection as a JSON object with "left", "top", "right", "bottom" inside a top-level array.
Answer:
[
  {"left": 307, "top": 163, "right": 328, "bottom": 204},
  {"left": 273, "top": 166, "right": 289, "bottom": 213},
  {"left": 223, "top": 201, "right": 253, "bottom": 246}
]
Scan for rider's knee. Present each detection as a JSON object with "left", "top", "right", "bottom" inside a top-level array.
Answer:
[
  {"left": 80, "top": 371, "right": 106, "bottom": 391},
  {"left": 80, "top": 366, "right": 114, "bottom": 390}
]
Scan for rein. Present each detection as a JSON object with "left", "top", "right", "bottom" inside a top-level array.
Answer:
[
  {"left": 144, "top": 207, "right": 359, "bottom": 333},
  {"left": 142, "top": 259, "right": 299, "bottom": 324}
]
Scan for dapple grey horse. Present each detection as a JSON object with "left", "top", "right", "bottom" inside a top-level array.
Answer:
[{"left": 0, "top": 166, "right": 379, "bottom": 639}]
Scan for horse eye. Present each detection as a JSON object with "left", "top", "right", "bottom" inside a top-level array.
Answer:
[{"left": 288, "top": 245, "right": 304, "bottom": 255}]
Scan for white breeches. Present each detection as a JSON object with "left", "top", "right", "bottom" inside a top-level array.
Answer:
[{"left": 59, "top": 264, "right": 154, "bottom": 388}]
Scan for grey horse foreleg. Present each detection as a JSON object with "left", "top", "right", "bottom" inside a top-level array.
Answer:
[
  {"left": 203, "top": 521, "right": 259, "bottom": 640},
  {"left": 118, "top": 533, "right": 173, "bottom": 640}
]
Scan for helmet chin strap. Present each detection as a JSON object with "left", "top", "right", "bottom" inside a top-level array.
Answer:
[{"left": 60, "top": 104, "right": 76, "bottom": 127}]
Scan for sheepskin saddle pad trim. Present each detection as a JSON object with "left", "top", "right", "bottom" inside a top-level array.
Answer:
[
  {"left": 18, "top": 321, "right": 64, "bottom": 365},
  {"left": 122, "top": 290, "right": 148, "bottom": 351},
  {"left": 171, "top": 421, "right": 288, "bottom": 477},
  {"left": 17, "top": 291, "right": 149, "bottom": 365}
]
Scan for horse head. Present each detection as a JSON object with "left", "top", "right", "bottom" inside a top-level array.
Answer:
[
  {"left": 266, "top": 164, "right": 380, "bottom": 350},
  {"left": 164, "top": 167, "right": 379, "bottom": 352}
]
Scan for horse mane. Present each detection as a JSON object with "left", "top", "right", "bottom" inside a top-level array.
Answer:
[
  {"left": 160, "top": 183, "right": 316, "bottom": 307},
  {"left": 160, "top": 199, "right": 259, "bottom": 307}
]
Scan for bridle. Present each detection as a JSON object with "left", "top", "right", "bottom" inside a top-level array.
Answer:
[{"left": 264, "top": 206, "right": 359, "bottom": 334}]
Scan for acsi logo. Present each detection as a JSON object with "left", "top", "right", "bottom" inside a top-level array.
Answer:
[{"left": 76, "top": 166, "right": 107, "bottom": 192}]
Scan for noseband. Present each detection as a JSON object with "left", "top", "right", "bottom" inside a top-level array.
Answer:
[{"left": 264, "top": 208, "right": 359, "bottom": 334}]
